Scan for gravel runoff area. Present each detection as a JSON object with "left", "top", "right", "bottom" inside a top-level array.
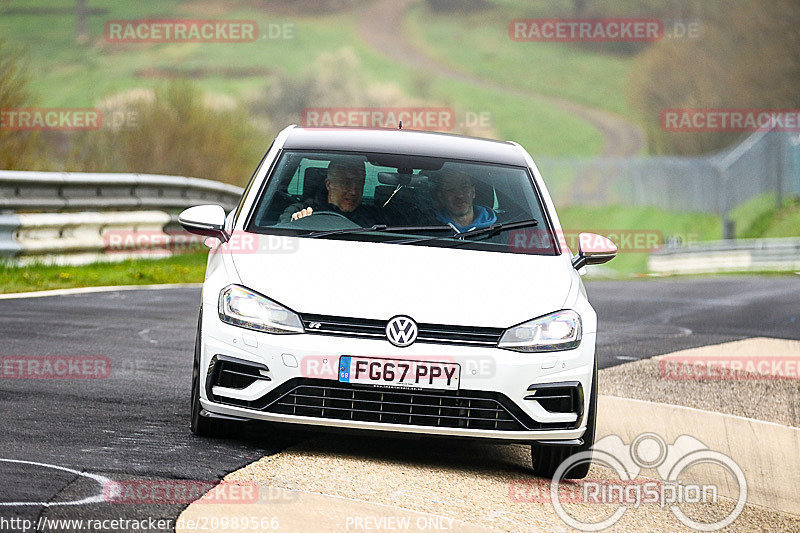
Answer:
[
  {"left": 211, "top": 338, "right": 800, "bottom": 532},
  {"left": 224, "top": 437, "right": 798, "bottom": 532},
  {"left": 599, "top": 337, "right": 800, "bottom": 427}
]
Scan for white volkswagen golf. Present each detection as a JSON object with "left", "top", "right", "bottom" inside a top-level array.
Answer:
[{"left": 180, "top": 125, "right": 616, "bottom": 478}]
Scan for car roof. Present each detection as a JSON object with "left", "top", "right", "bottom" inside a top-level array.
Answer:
[{"left": 281, "top": 126, "right": 529, "bottom": 166}]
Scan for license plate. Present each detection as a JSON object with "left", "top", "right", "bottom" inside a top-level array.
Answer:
[{"left": 338, "top": 356, "right": 460, "bottom": 390}]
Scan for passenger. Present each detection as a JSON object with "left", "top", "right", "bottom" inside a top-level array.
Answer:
[
  {"left": 281, "top": 160, "right": 384, "bottom": 226},
  {"left": 431, "top": 170, "right": 497, "bottom": 232}
]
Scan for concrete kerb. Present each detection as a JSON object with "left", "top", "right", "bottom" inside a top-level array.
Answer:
[
  {"left": 597, "top": 396, "right": 800, "bottom": 515},
  {"left": 176, "top": 341, "right": 800, "bottom": 530}
]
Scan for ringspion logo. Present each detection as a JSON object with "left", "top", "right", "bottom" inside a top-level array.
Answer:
[{"left": 512, "top": 433, "right": 747, "bottom": 531}]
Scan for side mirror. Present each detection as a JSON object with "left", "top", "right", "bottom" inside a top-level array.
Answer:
[
  {"left": 572, "top": 232, "right": 617, "bottom": 270},
  {"left": 178, "top": 205, "right": 229, "bottom": 243}
]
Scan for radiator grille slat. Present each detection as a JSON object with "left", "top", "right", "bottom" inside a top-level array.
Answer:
[
  {"left": 267, "top": 382, "right": 525, "bottom": 431},
  {"left": 210, "top": 379, "right": 579, "bottom": 431},
  {"left": 301, "top": 314, "right": 503, "bottom": 347}
]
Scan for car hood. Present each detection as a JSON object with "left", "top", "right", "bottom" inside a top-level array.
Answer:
[{"left": 231, "top": 235, "right": 573, "bottom": 328}]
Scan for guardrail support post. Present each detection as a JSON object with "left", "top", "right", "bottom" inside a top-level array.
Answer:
[{"left": 723, "top": 219, "right": 736, "bottom": 241}]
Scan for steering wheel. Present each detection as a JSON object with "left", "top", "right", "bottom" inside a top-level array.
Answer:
[
  {"left": 286, "top": 209, "right": 361, "bottom": 230},
  {"left": 303, "top": 210, "right": 353, "bottom": 221}
]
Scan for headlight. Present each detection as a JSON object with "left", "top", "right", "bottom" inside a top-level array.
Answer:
[
  {"left": 498, "top": 310, "right": 581, "bottom": 352},
  {"left": 218, "top": 285, "right": 304, "bottom": 334}
]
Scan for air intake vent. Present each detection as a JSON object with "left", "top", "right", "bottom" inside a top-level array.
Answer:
[
  {"left": 525, "top": 381, "right": 583, "bottom": 417},
  {"left": 208, "top": 355, "right": 270, "bottom": 391}
]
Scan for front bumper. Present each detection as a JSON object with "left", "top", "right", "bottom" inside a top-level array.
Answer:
[{"left": 199, "top": 305, "right": 596, "bottom": 442}]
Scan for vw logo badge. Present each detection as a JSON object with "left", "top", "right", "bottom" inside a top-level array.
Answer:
[{"left": 385, "top": 316, "right": 418, "bottom": 347}]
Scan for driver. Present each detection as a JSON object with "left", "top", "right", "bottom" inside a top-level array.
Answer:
[{"left": 280, "top": 160, "right": 384, "bottom": 226}]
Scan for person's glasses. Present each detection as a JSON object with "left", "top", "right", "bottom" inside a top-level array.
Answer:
[{"left": 441, "top": 184, "right": 474, "bottom": 195}]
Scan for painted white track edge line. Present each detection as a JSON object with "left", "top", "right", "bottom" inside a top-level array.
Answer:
[
  {"left": 601, "top": 394, "right": 800, "bottom": 430},
  {"left": 0, "top": 283, "right": 202, "bottom": 300}
]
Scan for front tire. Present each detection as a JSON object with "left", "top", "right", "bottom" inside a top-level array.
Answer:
[
  {"left": 190, "top": 310, "right": 223, "bottom": 437},
  {"left": 530, "top": 360, "right": 597, "bottom": 479}
]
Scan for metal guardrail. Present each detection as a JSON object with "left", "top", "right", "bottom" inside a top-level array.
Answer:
[
  {"left": 538, "top": 128, "right": 799, "bottom": 240},
  {"left": 0, "top": 170, "right": 244, "bottom": 212},
  {"left": 0, "top": 170, "right": 244, "bottom": 263},
  {"left": 649, "top": 238, "right": 800, "bottom": 275},
  {"left": 0, "top": 211, "right": 198, "bottom": 265}
]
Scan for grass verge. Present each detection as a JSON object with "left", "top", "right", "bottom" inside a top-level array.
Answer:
[
  {"left": 0, "top": 252, "right": 207, "bottom": 294},
  {"left": 3, "top": 194, "right": 798, "bottom": 294},
  {"left": 557, "top": 205, "right": 722, "bottom": 276},
  {"left": 405, "top": 2, "right": 634, "bottom": 117},
  {"left": 731, "top": 194, "right": 800, "bottom": 239}
]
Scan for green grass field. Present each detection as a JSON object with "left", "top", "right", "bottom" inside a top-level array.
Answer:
[
  {"left": 0, "top": 252, "right": 207, "bottom": 294},
  {"left": 2, "top": 1, "right": 795, "bottom": 290},
  {"left": 557, "top": 197, "right": 800, "bottom": 276},
  {"left": 557, "top": 205, "right": 721, "bottom": 275},
  {"left": 405, "top": 2, "right": 635, "bottom": 117},
  {"left": 730, "top": 194, "right": 800, "bottom": 239},
  {"left": 0, "top": 0, "right": 603, "bottom": 157}
]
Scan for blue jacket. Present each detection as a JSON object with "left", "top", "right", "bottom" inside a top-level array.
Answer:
[{"left": 436, "top": 205, "right": 498, "bottom": 232}]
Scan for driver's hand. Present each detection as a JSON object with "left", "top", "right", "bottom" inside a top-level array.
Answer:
[{"left": 291, "top": 207, "right": 313, "bottom": 221}]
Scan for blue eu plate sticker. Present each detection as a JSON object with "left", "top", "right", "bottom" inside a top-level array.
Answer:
[{"left": 338, "top": 356, "right": 351, "bottom": 382}]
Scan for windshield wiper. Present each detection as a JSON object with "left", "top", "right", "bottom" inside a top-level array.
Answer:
[
  {"left": 305, "top": 224, "right": 454, "bottom": 239},
  {"left": 454, "top": 218, "right": 539, "bottom": 240},
  {"left": 391, "top": 219, "right": 539, "bottom": 245}
]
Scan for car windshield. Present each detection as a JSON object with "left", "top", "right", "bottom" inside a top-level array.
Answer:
[{"left": 246, "top": 150, "right": 558, "bottom": 255}]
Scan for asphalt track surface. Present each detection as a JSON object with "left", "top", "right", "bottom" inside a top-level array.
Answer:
[{"left": 1, "top": 276, "right": 798, "bottom": 532}]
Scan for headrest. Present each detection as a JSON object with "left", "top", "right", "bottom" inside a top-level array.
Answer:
[{"left": 303, "top": 167, "right": 328, "bottom": 200}]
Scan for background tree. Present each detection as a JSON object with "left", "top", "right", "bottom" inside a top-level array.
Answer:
[
  {"left": 67, "top": 81, "right": 263, "bottom": 186},
  {"left": 0, "top": 40, "right": 42, "bottom": 170},
  {"left": 629, "top": 0, "right": 800, "bottom": 155}
]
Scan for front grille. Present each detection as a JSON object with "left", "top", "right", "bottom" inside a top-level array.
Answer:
[
  {"left": 301, "top": 314, "right": 503, "bottom": 347},
  {"left": 213, "top": 378, "right": 578, "bottom": 431}
]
